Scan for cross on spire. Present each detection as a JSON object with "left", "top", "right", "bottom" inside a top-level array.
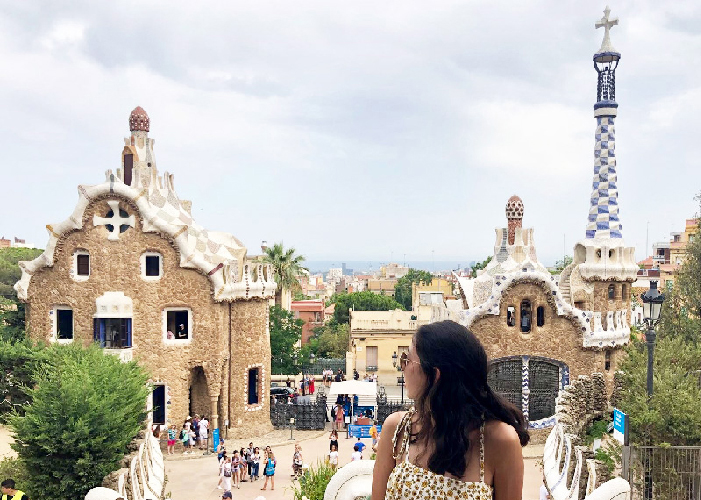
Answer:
[{"left": 595, "top": 6, "right": 619, "bottom": 53}]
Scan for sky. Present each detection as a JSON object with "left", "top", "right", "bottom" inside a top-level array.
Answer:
[{"left": 1, "top": 1, "right": 699, "bottom": 267}]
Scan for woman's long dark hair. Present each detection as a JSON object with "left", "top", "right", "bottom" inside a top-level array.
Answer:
[{"left": 412, "top": 320, "right": 529, "bottom": 477}]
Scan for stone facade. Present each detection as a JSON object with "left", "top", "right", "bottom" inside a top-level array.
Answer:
[{"left": 16, "top": 107, "right": 275, "bottom": 437}]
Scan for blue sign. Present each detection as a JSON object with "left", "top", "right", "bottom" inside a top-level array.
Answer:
[
  {"left": 613, "top": 408, "right": 626, "bottom": 444},
  {"left": 212, "top": 428, "right": 220, "bottom": 453},
  {"left": 348, "top": 424, "right": 382, "bottom": 439}
]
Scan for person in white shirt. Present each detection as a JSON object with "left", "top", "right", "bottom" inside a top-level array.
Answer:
[
  {"left": 328, "top": 444, "right": 339, "bottom": 470},
  {"left": 199, "top": 416, "right": 209, "bottom": 450},
  {"left": 351, "top": 444, "right": 362, "bottom": 461}
]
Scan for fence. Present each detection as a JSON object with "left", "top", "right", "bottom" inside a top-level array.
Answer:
[
  {"left": 270, "top": 395, "right": 328, "bottom": 430},
  {"left": 626, "top": 446, "right": 701, "bottom": 500}
]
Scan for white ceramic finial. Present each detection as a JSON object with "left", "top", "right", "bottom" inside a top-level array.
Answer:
[{"left": 595, "top": 6, "right": 619, "bottom": 53}]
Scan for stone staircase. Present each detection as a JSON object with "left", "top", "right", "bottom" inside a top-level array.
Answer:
[{"left": 559, "top": 263, "right": 574, "bottom": 304}]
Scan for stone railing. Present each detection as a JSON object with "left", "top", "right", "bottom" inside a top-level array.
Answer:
[
  {"left": 84, "top": 430, "right": 166, "bottom": 500},
  {"left": 543, "top": 373, "right": 630, "bottom": 500}
]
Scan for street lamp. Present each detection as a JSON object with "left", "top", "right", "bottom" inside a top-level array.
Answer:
[
  {"left": 640, "top": 281, "right": 665, "bottom": 398},
  {"left": 392, "top": 351, "right": 405, "bottom": 404}
]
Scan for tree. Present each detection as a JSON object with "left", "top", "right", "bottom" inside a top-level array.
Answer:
[
  {"left": 659, "top": 201, "right": 701, "bottom": 344},
  {"left": 331, "top": 291, "right": 403, "bottom": 324},
  {"left": 269, "top": 305, "right": 304, "bottom": 374},
  {"left": 307, "top": 322, "right": 350, "bottom": 358},
  {"left": 9, "top": 342, "right": 150, "bottom": 498},
  {"left": 262, "top": 243, "right": 308, "bottom": 307},
  {"left": 552, "top": 255, "right": 573, "bottom": 274},
  {"left": 471, "top": 256, "right": 492, "bottom": 278},
  {"left": 0, "top": 339, "right": 50, "bottom": 420},
  {"left": 394, "top": 269, "right": 433, "bottom": 311},
  {"left": 0, "top": 247, "right": 43, "bottom": 342}
]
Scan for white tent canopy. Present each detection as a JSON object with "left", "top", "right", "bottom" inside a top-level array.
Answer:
[{"left": 327, "top": 380, "right": 377, "bottom": 397}]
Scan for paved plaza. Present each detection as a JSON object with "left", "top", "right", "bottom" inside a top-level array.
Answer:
[{"left": 165, "top": 423, "right": 544, "bottom": 499}]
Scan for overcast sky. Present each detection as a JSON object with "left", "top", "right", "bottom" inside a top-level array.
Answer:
[{"left": 1, "top": 1, "right": 699, "bottom": 266}]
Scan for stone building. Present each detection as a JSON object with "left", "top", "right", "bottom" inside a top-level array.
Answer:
[
  {"left": 453, "top": 12, "right": 634, "bottom": 431},
  {"left": 14, "top": 107, "right": 276, "bottom": 437}
]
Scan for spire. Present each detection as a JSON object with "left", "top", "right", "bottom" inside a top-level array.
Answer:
[{"left": 586, "top": 7, "right": 622, "bottom": 239}]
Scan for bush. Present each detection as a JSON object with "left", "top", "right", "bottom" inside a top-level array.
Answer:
[
  {"left": 292, "top": 460, "right": 337, "bottom": 500},
  {"left": 0, "top": 339, "right": 50, "bottom": 421},
  {"left": 8, "top": 342, "right": 150, "bottom": 497},
  {"left": 0, "top": 457, "right": 29, "bottom": 495}
]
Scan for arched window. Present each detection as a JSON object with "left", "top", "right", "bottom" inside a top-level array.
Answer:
[
  {"left": 608, "top": 284, "right": 615, "bottom": 300},
  {"left": 605, "top": 350, "right": 612, "bottom": 371},
  {"left": 507, "top": 306, "right": 516, "bottom": 327},
  {"left": 536, "top": 306, "right": 545, "bottom": 327},
  {"left": 520, "top": 300, "right": 532, "bottom": 333},
  {"left": 621, "top": 284, "right": 628, "bottom": 299}
]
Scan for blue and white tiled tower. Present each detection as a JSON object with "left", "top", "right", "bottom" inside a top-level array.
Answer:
[
  {"left": 586, "top": 6, "right": 622, "bottom": 239},
  {"left": 559, "top": 7, "right": 638, "bottom": 349}
]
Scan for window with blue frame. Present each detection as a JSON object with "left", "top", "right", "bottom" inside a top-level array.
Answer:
[{"left": 94, "top": 318, "right": 132, "bottom": 348}]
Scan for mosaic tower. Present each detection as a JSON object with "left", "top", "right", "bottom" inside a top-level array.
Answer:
[{"left": 559, "top": 7, "right": 637, "bottom": 349}]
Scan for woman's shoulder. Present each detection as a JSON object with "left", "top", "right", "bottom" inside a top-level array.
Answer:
[{"left": 483, "top": 420, "right": 522, "bottom": 452}]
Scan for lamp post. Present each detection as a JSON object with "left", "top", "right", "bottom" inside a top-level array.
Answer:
[
  {"left": 640, "top": 281, "right": 665, "bottom": 398},
  {"left": 640, "top": 280, "right": 665, "bottom": 500},
  {"left": 392, "top": 351, "right": 404, "bottom": 404}
]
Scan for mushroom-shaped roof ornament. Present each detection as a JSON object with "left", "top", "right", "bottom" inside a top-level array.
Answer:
[
  {"left": 129, "top": 106, "right": 150, "bottom": 132},
  {"left": 505, "top": 195, "right": 524, "bottom": 220}
]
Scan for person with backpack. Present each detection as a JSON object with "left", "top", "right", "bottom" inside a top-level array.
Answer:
[{"left": 260, "top": 446, "right": 276, "bottom": 491}]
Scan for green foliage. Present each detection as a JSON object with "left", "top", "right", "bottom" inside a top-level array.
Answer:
[
  {"left": 0, "top": 339, "right": 50, "bottom": 421},
  {"left": 0, "top": 247, "right": 43, "bottom": 342},
  {"left": 585, "top": 417, "right": 611, "bottom": 445},
  {"left": 263, "top": 243, "right": 307, "bottom": 306},
  {"left": 270, "top": 305, "right": 304, "bottom": 374},
  {"left": 331, "top": 291, "right": 404, "bottom": 324},
  {"left": 659, "top": 207, "right": 701, "bottom": 344},
  {"left": 293, "top": 291, "right": 313, "bottom": 301},
  {"left": 292, "top": 460, "right": 337, "bottom": 500},
  {"left": 471, "top": 256, "right": 492, "bottom": 278},
  {"left": 618, "top": 336, "right": 701, "bottom": 445},
  {"left": 394, "top": 269, "right": 433, "bottom": 311},
  {"left": 307, "top": 323, "right": 349, "bottom": 358},
  {"left": 594, "top": 445, "right": 617, "bottom": 475},
  {"left": 9, "top": 342, "right": 150, "bottom": 498},
  {"left": 551, "top": 255, "right": 573, "bottom": 274}
]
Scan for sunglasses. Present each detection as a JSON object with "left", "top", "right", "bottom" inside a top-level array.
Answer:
[{"left": 399, "top": 352, "right": 420, "bottom": 371}]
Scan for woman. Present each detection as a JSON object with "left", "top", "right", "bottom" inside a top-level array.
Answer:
[
  {"left": 232, "top": 450, "right": 242, "bottom": 489},
  {"left": 261, "top": 446, "right": 276, "bottom": 491},
  {"left": 334, "top": 404, "right": 345, "bottom": 432},
  {"left": 292, "top": 443, "right": 303, "bottom": 479},
  {"left": 372, "top": 320, "right": 529, "bottom": 500},
  {"left": 252, "top": 447, "right": 261, "bottom": 480},
  {"left": 328, "top": 443, "right": 339, "bottom": 470},
  {"left": 220, "top": 455, "right": 232, "bottom": 492},
  {"left": 217, "top": 452, "right": 228, "bottom": 490},
  {"left": 329, "top": 430, "right": 339, "bottom": 452}
]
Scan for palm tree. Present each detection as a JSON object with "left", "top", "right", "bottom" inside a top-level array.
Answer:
[{"left": 262, "top": 243, "right": 308, "bottom": 307}]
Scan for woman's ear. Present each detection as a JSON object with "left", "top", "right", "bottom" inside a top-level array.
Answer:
[{"left": 434, "top": 367, "right": 441, "bottom": 383}]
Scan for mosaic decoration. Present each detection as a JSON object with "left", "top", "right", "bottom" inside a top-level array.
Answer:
[{"left": 586, "top": 115, "right": 622, "bottom": 239}]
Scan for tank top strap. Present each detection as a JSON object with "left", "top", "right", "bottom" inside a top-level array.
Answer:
[
  {"left": 391, "top": 409, "right": 415, "bottom": 461},
  {"left": 479, "top": 419, "right": 485, "bottom": 483}
]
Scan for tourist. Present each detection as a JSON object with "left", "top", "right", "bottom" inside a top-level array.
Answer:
[
  {"left": 222, "top": 491, "right": 232, "bottom": 500},
  {"left": 180, "top": 424, "right": 190, "bottom": 454},
  {"left": 232, "top": 450, "right": 242, "bottom": 489},
  {"left": 246, "top": 442, "right": 255, "bottom": 481},
  {"left": 219, "top": 455, "right": 232, "bottom": 492},
  {"left": 167, "top": 424, "right": 177, "bottom": 455},
  {"left": 370, "top": 421, "right": 379, "bottom": 448},
  {"left": 292, "top": 443, "right": 303, "bottom": 479},
  {"left": 355, "top": 437, "right": 366, "bottom": 454},
  {"left": 334, "top": 403, "right": 345, "bottom": 432},
  {"left": 252, "top": 447, "right": 261, "bottom": 480},
  {"left": 309, "top": 375, "right": 315, "bottom": 395},
  {"left": 191, "top": 415, "right": 200, "bottom": 448},
  {"left": 1, "top": 479, "right": 28, "bottom": 500},
  {"left": 216, "top": 452, "right": 228, "bottom": 490},
  {"left": 217, "top": 438, "right": 226, "bottom": 461},
  {"left": 177, "top": 323, "right": 187, "bottom": 339},
  {"left": 329, "top": 429, "right": 339, "bottom": 452},
  {"left": 239, "top": 447, "right": 248, "bottom": 482},
  {"left": 335, "top": 369, "right": 344, "bottom": 382},
  {"left": 261, "top": 446, "right": 276, "bottom": 491},
  {"left": 371, "top": 321, "right": 529, "bottom": 500},
  {"left": 353, "top": 369, "right": 359, "bottom": 380},
  {"left": 351, "top": 444, "right": 362, "bottom": 461},
  {"left": 328, "top": 444, "right": 339, "bottom": 470},
  {"left": 199, "top": 416, "right": 209, "bottom": 450}
]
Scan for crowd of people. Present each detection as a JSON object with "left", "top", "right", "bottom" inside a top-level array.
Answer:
[
  {"left": 215, "top": 440, "right": 278, "bottom": 493},
  {"left": 167, "top": 414, "right": 209, "bottom": 455}
]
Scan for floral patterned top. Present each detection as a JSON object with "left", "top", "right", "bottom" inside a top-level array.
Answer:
[{"left": 385, "top": 410, "right": 493, "bottom": 500}]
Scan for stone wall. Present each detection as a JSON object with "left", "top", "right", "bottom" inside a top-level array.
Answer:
[
  {"left": 471, "top": 282, "right": 612, "bottom": 390},
  {"left": 25, "top": 195, "right": 270, "bottom": 435},
  {"left": 543, "top": 373, "right": 630, "bottom": 500}
]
